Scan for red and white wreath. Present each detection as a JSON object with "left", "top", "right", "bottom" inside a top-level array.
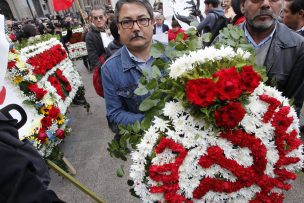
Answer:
[{"left": 130, "top": 46, "right": 303, "bottom": 202}]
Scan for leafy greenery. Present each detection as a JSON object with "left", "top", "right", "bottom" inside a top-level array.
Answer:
[{"left": 15, "top": 34, "right": 60, "bottom": 50}]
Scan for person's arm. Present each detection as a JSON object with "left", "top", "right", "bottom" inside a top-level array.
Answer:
[
  {"left": 285, "top": 45, "right": 304, "bottom": 117},
  {"left": 0, "top": 143, "right": 64, "bottom": 203},
  {"left": 197, "top": 14, "right": 214, "bottom": 35},
  {"left": 101, "top": 63, "right": 144, "bottom": 128},
  {"left": 62, "top": 25, "right": 72, "bottom": 44},
  {"left": 85, "top": 33, "right": 103, "bottom": 68}
]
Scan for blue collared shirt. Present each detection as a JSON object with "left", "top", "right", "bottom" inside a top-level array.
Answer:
[
  {"left": 244, "top": 23, "right": 276, "bottom": 49},
  {"left": 126, "top": 48, "right": 154, "bottom": 74},
  {"left": 101, "top": 46, "right": 154, "bottom": 132}
]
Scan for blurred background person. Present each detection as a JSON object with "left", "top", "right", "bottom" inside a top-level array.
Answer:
[
  {"left": 231, "top": 0, "right": 245, "bottom": 25},
  {"left": 153, "top": 14, "right": 169, "bottom": 34},
  {"left": 281, "top": 0, "right": 304, "bottom": 36},
  {"left": 222, "top": 0, "right": 236, "bottom": 22},
  {"left": 168, "top": 20, "right": 188, "bottom": 41},
  {"left": 106, "top": 20, "right": 123, "bottom": 56}
]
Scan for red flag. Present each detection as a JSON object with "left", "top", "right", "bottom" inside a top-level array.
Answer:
[{"left": 52, "top": 0, "right": 75, "bottom": 12}]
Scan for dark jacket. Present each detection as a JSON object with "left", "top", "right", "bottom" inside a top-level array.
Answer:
[
  {"left": 107, "top": 39, "right": 123, "bottom": 56},
  {"left": 153, "top": 24, "right": 169, "bottom": 34},
  {"left": 197, "top": 8, "right": 225, "bottom": 35},
  {"left": 0, "top": 112, "right": 64, "bottom": 203},
  {"left": 246, "top": 22, "right": 304, "bottom": 116},
  {"left": 85, "top": 24, "right": 107, "bottom": 68}
]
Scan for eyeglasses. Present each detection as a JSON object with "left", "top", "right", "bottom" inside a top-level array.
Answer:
[
  {"left": 93, "top": 16, "right": 104, "bottom": 21},
  {"left": 119, "top": 18, "right": 150, "bottom": 29}
]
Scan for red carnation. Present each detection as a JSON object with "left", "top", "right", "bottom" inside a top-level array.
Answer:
[
  {"left": 7, "top": 61, "right": 16, "bottom": 70},
  {"left": 49, "top": 106, "right": 60, "bottom": 119},
  {"left": 27, "top": 83, "right": 47, "bottom": 100},
  {"left": 56, "top": 129, "right": 65, "bottom": 139},
  {"left": 186, "top": 78, "right": 217, "bottom": 107},
  {"left": 213, "top": 67, "right": 243, "bottom": 101},
  {"left": 215, "top": 101, "right": 246, "bottom": 129},
  {"left": 37, "top": 130, "right": 48, "bottom": 143},
  {"left": 41, "top": 116, "right": 53, "bottom": 128},
  {"left": 65, "top": 84, "right": 72, "bottom": 92},
  {"left": 240, "top": 65, "right": 261, "bottom": 93},
  {"left": 35, "top": 88, "right": 47, "bottom": 100}
]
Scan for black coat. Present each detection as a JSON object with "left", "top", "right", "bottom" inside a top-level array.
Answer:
[
  {"left": 153, "top": 24, "right": 169, "bottom": 34},
  {"left": 262, "top": 22, "right": 304, "bottom": 116},
  {"left": 85, "top": 25, "right": 107, "bottom": 68},
  {"left": 0, "top": 112, "right": 64, "bottom": 203}
]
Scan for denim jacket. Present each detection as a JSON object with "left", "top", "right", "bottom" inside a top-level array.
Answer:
[{"left": 101, "top": 46, "right": 153, "bottom": 132}]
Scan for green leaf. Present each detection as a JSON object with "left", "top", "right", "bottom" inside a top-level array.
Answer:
[
  {"left": 176, "top": 32, "right": 185, "bottom": 42},
  {"left": 150, "top": 42, "right": 164, "bottom": 58},
  {"left": 127, "top": 179, "right": 134, "bottom": 186},
  {"left": 153, "top": 59, "right": 166, "bottom": 70},
  {"left": 134, "top": 84, "right": 148, "bottom": 95},
  {"left": 133, "top": 121, "right": 141, "bottom": 133},
  {"left": 139, "top": 98, "right": 159, "bottom": 111},
  {"left": 202, "top": 33, "right": 211, "bottom": 43},
  {"left": 116, "top": 165, "right": 125, "bottom": 177},
  {"left": 141, "top": 117, "right": 151, "bottom": 130},
  {"left": 151, "top": 65, "right": 162, "bottom": 78},
  {"left": 22, "top": 99, "right": 35, "bottom": 106},
  {"left": 146, "top": 79, "right": 158, "bottom": 90}
]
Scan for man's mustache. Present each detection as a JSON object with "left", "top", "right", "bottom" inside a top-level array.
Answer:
[{"left": 129, "top": 32, "right": 145, "bottom": 40}]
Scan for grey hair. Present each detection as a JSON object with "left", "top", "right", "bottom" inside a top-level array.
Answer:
[
  {"left": 114, "top": 0, "right": 154, "bottom": 22},
  {"left": 89, "top": 5, "right": 105, "bottom": 17},
  {"left": 155, "top": 13, "right": 164, "bottom": 20}
]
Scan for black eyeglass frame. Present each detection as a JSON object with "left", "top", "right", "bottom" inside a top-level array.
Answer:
[{"left": 118, "top": 17, "right": 151, "bottom": 29}]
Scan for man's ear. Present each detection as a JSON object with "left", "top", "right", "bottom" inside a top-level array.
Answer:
[
  {"left": 299, "top": 9, "right": 304, "bottom": 18},
  {"left": 151, "top": 19, "right": 155, "bottom": 26},
  {"left": 118, "top": 25, "right": 121, "bottom": 35},
  {"left": 240, "top": 0, "right": 246, "bottom": 14}
]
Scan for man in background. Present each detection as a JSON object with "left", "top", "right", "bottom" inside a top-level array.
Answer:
[
  {"left": 85, "top": 5, "right": 108, "bottom": 70},
  {"left": 197, "top": 0, "right": 225, "bottom": 35},
  {"left": 281, "top": 0, "right": 304, "bottom": 36},
  {"left": 153, "top": 14, "right": 169, "bottom": 34},
  {"left": 240, "top": 0, "right": 304, "bottom": 121}
]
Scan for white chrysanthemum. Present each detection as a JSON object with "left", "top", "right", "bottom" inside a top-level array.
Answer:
[
  {"left": 163, "top": 101, "right": 183, "bottom": 118},
  {"left": 152, "top": 117, "right": 169, "bottom": 131}
]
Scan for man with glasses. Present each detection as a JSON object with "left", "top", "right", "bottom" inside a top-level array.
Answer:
[
  {"left": 85, "top": 5, "right": 108, "bottom": 72},
  {"left": 101, "top": 0, "right": 155, "bottom": 137},
  {"left": 240, "top": 0, "right": 304, "bottom": 132}
]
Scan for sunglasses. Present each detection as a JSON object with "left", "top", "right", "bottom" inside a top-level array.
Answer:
[{"left": 93, "top": 16, "right": 104, "bottom": 21}]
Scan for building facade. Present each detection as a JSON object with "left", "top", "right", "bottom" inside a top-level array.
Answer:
[{"left": 0, "top": 0, "right": 112, "bottom": 21}]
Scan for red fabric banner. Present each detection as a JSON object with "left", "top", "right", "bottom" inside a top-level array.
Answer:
[{"left": 52, "top": 0, "right": 75, "bottom": 12}]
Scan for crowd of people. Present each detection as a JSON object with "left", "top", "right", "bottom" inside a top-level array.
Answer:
[{"left": 1, "top": 0, "right": 304, "bottom": 201}]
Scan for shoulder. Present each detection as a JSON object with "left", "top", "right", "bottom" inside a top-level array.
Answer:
[
  {"left": 103, "top": 47, "right": 123, "bottom": 70},
  {"left": 275, "top": 23, "right": 304, "bottom": 47}
]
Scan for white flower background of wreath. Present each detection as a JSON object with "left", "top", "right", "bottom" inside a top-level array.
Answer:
[
  {"left": 68, "top": 42, "right": 88, "bottom": 59},
  {"left": 130, "top": 47, "right": 304, "bottom": 202}
]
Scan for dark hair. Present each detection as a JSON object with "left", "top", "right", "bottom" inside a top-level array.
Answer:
[
  {"left": 22, "top": 24, "right": 37, "bottom": 39},
  {"left": 171, "top": 20, "right": 181, "bottom": 28},
  {"left": 110, "top": 20, "right": 120, "bottom": 40},
  {"left": 289, "top": 0, "right": 304, "bottom": 15},
  {"left": 115, "top": 0, "right": 154, "bottom": 23},
  {"left": 204, "top": 0, "right": 220, "bottom": 7},
  {"left": 231, "top": 0, "right": 242, "bottom": 16}
]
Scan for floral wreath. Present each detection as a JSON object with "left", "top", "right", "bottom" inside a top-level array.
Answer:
[
  {"left": 129, "top": 46, "right": 303, "bottom": 203},
  {"left": 6, "top": 37, "right": 82, "bottom": 158}
]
